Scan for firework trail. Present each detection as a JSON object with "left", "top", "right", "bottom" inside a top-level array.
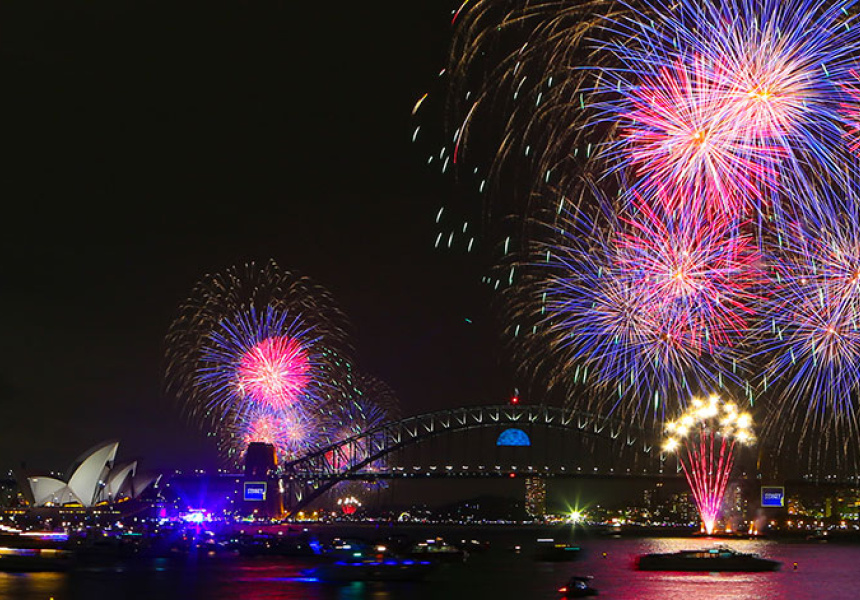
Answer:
[
  {"left": 416, "top": 1, "right": 626, "bottom": 259},
  {"left": 664, "top": 395, "right": 754, "bottom": 534},
  {"left": 445, "top": 0, "right": 619, "bottom": 182}
]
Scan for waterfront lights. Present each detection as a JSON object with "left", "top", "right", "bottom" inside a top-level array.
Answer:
[{"left": 664, "top": 395, "right": 755, "bottom": 535}]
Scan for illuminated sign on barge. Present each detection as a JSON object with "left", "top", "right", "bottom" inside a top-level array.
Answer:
[{"left": 244, "top": 482, "right": 267, "bottom": 501}]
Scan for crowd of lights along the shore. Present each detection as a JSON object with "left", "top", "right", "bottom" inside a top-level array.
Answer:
[{"left": 664, "top": 396, "right": 755, "bottom": 535}]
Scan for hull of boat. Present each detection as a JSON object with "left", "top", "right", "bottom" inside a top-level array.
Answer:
[{"left": 637, "top": 556, "right": 780, "bottom": 572}]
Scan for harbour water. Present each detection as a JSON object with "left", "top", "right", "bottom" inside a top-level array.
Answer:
[{"left": 3, "top": 528, "right": 860, "bottom": 599}]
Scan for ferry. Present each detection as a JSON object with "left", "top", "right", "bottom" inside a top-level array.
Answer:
[
  {"left": 407, "top": 537, "right": 467, "bottom": 562},
  {"left": 636, "top": 546, "right": 780, "bottom": 572}
]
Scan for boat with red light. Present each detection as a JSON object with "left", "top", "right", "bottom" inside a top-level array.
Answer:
[{"left": 558, "top": 575, "right": 598, "bottom": 597}]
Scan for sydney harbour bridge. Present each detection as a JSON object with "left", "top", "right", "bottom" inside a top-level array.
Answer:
[{"left": 276, "top": 403, "right": 679, "bottom": 514}]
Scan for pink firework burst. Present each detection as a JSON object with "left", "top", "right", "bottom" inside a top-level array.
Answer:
[
  {"left": 618, "top": 58, "right": 778, "bottom": 215},
  {"left": 725, "top": 61, "right": 806, "bottom": 144},
  {"left": 237, "top": 336, "right": 311, "bottom": 409},
  {"left": 598, "top": 0, "right": 860, "bottom": 222},
  {"left": 614, "top": 198, "right": 762, "bottom": 353}
]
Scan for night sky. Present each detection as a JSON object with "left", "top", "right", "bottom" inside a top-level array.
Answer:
[{"left": 0, "top": 2, "right": 514, "bottom": 471}]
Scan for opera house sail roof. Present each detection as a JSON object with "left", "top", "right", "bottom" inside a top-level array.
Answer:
[{"left": 17, "top": 441, "right": 158, "bottom": 508}]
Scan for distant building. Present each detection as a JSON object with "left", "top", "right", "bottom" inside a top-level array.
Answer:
[
  {"left": 525, "top": 477, "right": 547, "bottom": 518},
  {"left": 667, "top": 492, "right": 698, "bottom": 524},
  {"left": 824, "top": 489, "right": 860, "bottom": 521},
  {"left": 643, "top": 488, "right": 653, "bottom": 510}
]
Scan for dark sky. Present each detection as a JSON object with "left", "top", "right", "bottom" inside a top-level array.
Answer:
[{"left": 0, "top": 2, "right": 514, "bottom": 471}]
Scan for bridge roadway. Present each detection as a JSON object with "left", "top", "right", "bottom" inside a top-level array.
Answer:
[{"left": 299, "top": 466, "right": 679, "bottom": 480}]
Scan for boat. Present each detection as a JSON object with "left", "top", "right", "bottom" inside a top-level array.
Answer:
[
  {"left": 407, "top": 537, "right": 467, "bottom": 562},
  {"left": 558, "top": 576, "right": 598, "bottom": 597},
  {"left": 457, "top": 538, "right": 490, "bottom": 553},
  {"left": 71, "top": 529, "right": 190, "bottom": 561},
  {"left": 636, "top": 546, "right": 780, "bottom": 572},
  {"left": 236, "top": 532, "right": 320, "bottom": 557},
  {"left": 0, "top": 533, "right": 74, "bottom": 572},
  {"left": 303, "top": 558, "right": 436, "bottom": 582},
  {"left": 534, "top": 539, "right": 581, "bottom": 562}
]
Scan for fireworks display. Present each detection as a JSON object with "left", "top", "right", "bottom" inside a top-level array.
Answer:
[
  {"left": 427, "top": 0, "right": 860, "bottom": 250},
  {"left": 664, "top": 396, "right": 755, "bottom": 534},
  {"left": 199, "top": 306, "right": 322, "bottom": 415},
  {"left": 165, "top": 260, "right": 352, "bottom": 422},
  {"left": 596, "top": 0, "right": 860, "bottom": 220},
  {"left": 756, "top": 193, "right": 860, "bottom": 462},
  {"left": 237, "top": 336, "right": 311, "bottom": 410},
  {"left": 504, "top": 198, "right": 759, "bottom": 424},
  {"left": 165, "top": 260, "right": 400, "bottom": 467},
  {"left": 430, "top": 0, "right": 860, "bottom": 471},
  {"left": 601, "top": 55, "right": 776, "bottom": 215},
  {"left": 613, "top": 200, "right": 761, "bottom": 354},
  {"left": 331, "top": 372, "right": 401, "bottom": 442},
  {"left": 220, "top": 404, "right": 326, "bottom": 465}
]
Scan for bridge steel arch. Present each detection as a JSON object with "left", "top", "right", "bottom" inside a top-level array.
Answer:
[{"left": 280, "top": 404, "right": 664, "bottom": 513}]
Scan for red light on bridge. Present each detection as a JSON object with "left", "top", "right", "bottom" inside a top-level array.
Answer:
[
  {"left": 509, "top": 473, "right": 516, "bottom": 478},
  {"left": 510, "top": 395, "right": 519, "bottom": 405}
]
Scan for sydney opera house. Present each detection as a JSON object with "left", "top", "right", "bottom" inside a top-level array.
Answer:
[{"left": 17, "top": 441, "right": 158, "bottom": 508}]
